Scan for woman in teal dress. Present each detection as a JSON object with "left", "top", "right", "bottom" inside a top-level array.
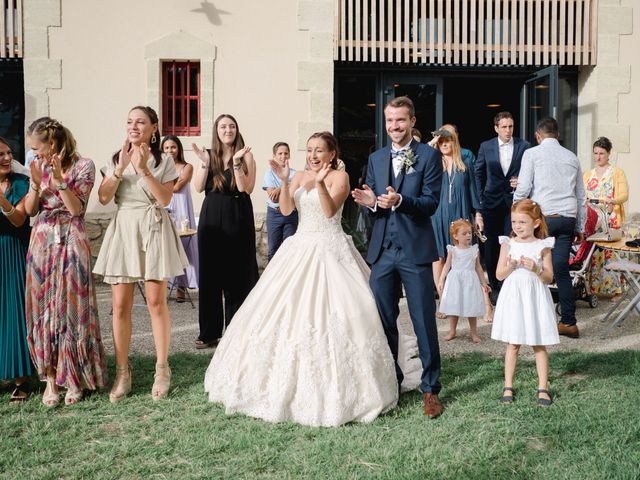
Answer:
[{"left": 0, "top": 137, "right": 33, "bottom": 404}]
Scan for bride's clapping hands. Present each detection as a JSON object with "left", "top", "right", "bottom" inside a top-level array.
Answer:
[{"left": 315, "top": 162, "right": 331, "bottom": 184}]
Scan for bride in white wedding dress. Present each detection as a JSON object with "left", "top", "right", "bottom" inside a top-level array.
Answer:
[{"left": 204, "top": 132, "right": 398, "bottom": 427}]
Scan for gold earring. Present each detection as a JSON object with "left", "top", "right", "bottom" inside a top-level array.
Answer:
[{"left": 152, "top": 132, "right": 157, "bottom": 144}]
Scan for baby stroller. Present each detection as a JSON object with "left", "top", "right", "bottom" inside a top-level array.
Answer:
[{"left": 549, "top": 204, "right": 600, "bottom": 315}]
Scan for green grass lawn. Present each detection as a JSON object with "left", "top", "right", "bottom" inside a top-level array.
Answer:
[{"left": 1, "top": 350, "right": 639, "bottom": 479}]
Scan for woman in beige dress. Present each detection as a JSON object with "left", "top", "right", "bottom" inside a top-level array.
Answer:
[{"left": 94, "top": 106, "right": 187, "bottom": 402}]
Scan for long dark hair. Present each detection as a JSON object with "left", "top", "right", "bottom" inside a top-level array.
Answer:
[
  {"left": 210, "top": 114, "right": 246, "bottom": 192},
  {"left": 307, "top": 131, "right": 339, "bottom": 170},
  {"left": 112, "top": 106, "right": 162, "bottom": 168},
  {"left": 161, "top": 135, "right": 186, "bottom": 164},
  {"left": 31, "top": 118, "right": 79, "bottom": 171}
]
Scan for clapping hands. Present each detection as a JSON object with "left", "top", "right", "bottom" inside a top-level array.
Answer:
[
  {"left": 351, "top": 185, "right": 376, "bottom": 208},
  {"left": 192, "top": 144, "right": 210, "bottom": 168},
  {"left": 29, "top": 158, "right": 45, "bottom": 185},
  {"left": 233, "top": 147, "right": 251, "bottom": 164},
  {"left": 508, "top": 255, "right": 539, "bottom": 273},
  {"left": 269, "top": 157, "right": 290, "bottom": 182},
  {"left": 49, "top": 154, "right": 64, "bottom": 188},
  {"left": 131, "top": 143, "right": 151, "bottom": 175},
  {"left": 116, "top": 139, "right": 132, "bottom": 175},
  {"left": 314, "top": 163, "right": 331, "bottom": 184}
]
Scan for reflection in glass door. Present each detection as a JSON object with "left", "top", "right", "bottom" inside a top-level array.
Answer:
[{"left": 522, "top": 66, "right": 558, "bottom": 145}]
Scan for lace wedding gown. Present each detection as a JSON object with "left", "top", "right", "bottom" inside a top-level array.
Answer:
[{"left": 204, "top": 187, "right": 398, "bottom": 427}]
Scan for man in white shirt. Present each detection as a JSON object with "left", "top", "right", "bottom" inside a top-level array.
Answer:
[
  {"left": 514, "top": 117, "right": 587, "bottom": 338},
  {"left": 475, "top": 112, "right": 530, "bottom": 301}
]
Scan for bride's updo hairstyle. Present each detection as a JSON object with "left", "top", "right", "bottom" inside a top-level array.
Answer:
[
  {"left": 511, "top": 199, "right": 548, "bottom": 239},
  {"left": 307, "top": 131, "right": 340, "bottom": 170}
]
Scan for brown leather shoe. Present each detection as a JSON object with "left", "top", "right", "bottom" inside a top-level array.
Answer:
[
  {"left": 423, "top": 393, "right": 444, "bottom": 418},
  {"left": 557, "top": 322, "right": 579, "bottom": 338}
]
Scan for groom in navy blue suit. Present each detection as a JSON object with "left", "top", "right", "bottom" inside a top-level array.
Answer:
[{"left": 352, "top": 96, "right": 444, "bottom": 418}]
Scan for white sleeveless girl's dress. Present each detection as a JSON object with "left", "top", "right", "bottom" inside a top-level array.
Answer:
[
  {"left": 438, "top": 244, "right": 485, "bottom": 317},
  {"left": 491, "top": 236, "right": 560, "bottom": 346}
]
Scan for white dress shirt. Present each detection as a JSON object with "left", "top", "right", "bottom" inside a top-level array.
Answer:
[{"left": 498, "top": 137, "right": 514, "bottom": 176}]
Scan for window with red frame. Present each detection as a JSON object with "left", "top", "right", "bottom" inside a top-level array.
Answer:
[{"left": 162, "top": 61, "right": 201, "bottom": 136}]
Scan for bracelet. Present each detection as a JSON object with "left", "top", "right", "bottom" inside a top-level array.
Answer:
[
  {"left": 200, "top": 162, "right": 209, "bottom": 169},
  {"left": 1, "top": 205, "right": 15, "bottom": 216},
  {"left": 233, "top": 165, "right": 243, "bottom": 171},
  {"left": 113, "top": 171, "right": 123, "bottom": 181},
  {"left": 30, "top": 182, "right": 41, "bottom": 194}
]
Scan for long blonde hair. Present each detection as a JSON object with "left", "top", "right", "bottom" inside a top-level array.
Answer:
[
  {"left": 31, "top": 119, "right": 78, "bottom": 171},
  {"left": 437, "top": 130, "right": 465, "bottom": 172}
]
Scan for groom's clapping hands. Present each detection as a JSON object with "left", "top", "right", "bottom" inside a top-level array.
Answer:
[
  {"left": 377, "top": 186, "right": 401, "bottom": 209},
  {"left": 352, "top": 184, "right": 376, "bottom": 208}
]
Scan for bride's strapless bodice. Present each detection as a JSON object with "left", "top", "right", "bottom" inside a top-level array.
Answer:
[{"left": 294, "top": 187, "right": 344, "bottom": 234}]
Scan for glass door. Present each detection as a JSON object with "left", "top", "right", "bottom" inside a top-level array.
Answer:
[
  {"left": 521, "top": 66, "right": 558, "bottom": 145},
  {"left": 380, "top": 75, "right": 443, "bottom": 148}
]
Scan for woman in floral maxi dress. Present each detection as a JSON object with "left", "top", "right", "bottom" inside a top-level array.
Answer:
[
  {"left": 24, "top": 119, "right": 107, "bottom": 407},
  {"left": 582, "top": 137, "right": 629, "bottom": 301}
]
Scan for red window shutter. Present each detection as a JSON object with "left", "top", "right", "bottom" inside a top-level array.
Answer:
[{"left": 162, "top": 61, "right": 201, "bottom": 136}]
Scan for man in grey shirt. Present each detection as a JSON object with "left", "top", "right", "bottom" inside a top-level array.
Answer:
[{"left": 514, "top": 117, "right": 586, "bottom": 338}]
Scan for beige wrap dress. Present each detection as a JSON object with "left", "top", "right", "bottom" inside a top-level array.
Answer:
[{"left": 93, "top": 153, "right": 188, "bottom": 284}]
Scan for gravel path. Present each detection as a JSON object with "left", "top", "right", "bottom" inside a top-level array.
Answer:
[{"left": 95, "top": 283, "right": 640, "bottom": 360}]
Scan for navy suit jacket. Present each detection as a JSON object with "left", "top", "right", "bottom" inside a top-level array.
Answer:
[
  {"left": 474, "top": 137, "right": 530, "bottom": 213},
  {"left": 365, "top": 139, "right": 442, "bottom": 265}
]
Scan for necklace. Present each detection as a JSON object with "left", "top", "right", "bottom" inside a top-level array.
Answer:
[{"left": 446, "top": 159, "right": 456, "bottom": 203}]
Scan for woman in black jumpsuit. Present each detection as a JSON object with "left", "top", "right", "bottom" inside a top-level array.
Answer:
[{"left": 193, "top": 114, "right": 258, "bottom": 348}]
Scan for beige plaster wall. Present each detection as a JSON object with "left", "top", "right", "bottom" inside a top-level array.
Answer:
[
  {"left": 578, "top": 0, "right": 638, "bottom": 214},
  {"left": 618, "top": 0, "right": 640, "bottom": 214},
  {"left": 24, "top": 0, "right": 334, "bottom": 215}
]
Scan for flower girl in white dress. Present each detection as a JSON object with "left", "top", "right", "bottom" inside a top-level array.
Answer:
[
  {"left": 437, "top": 219, "right": 491, "bottom": 343},
  {"left": 491, "top": 199, "right": 559, "bottom": 407}
]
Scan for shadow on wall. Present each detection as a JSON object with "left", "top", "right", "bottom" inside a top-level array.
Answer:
[{"left": 191, "top": 0, "right": 230, "bottom": 26}]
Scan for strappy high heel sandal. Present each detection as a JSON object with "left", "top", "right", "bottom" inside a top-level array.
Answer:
[
  {"left": 151, "top": 363, "right": 171, "bottom": 401},
  {"left": 42, "top": 378, "right": 60, "bottom": 408},
  {"left": 109, "top": 364, "right": 132, "bottom": 403},
  {"left": 65, "top": 388, "right": 84, "bottom": 406}
]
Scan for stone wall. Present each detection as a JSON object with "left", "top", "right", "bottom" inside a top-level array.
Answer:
[{"left": 86, "top": 213, "right": 270, "bottom": 278}]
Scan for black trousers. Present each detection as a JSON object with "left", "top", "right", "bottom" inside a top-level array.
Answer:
[{"left": 482, "top": 203, "right": 512, "bottom": 291}]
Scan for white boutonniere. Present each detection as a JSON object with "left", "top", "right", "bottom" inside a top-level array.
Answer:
[{"left": 402, "top": 149, "right": 418, "bottom": 173}]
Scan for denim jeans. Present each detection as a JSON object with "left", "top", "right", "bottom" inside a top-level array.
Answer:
[
  {"left": 545, "top": 216, "right": 577, "bottom": 326},
  {"left": 266, "top": 207, "right": 298, "bottom": 261}
]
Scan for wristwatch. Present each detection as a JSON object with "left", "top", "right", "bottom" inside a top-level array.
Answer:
[{"left": 57, "top": 182, "right": 68, "bottom": 191}]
